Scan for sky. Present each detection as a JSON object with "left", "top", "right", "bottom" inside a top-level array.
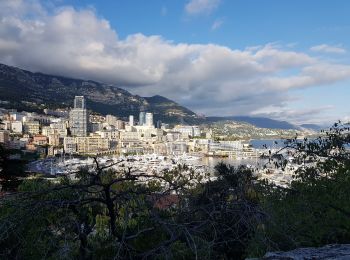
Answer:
[{"left": 1, "top": 0, "right": 350, "bottom": 125}]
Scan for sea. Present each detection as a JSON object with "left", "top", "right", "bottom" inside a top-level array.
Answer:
[{"left": 199, "top": 138, "right": 287, "bottom": 171}]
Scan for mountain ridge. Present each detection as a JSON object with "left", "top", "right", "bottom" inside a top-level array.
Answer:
[
  {"left": 0, "top": 63, "right": 319, "bottom": 130},
  {"left": 0, "top": 63, "right": 201, "bottom": 124},
  {"left": 206, "top": 116, "right": 299, "bottom": 130}
]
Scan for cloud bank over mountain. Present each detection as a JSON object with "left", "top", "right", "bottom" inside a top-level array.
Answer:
[{"left": 0, "top": 0, "right": 350, "bottom": 123}]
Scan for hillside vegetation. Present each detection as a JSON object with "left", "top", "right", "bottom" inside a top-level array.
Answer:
[{"left": 0, "top": 63, "right": 202, "bottom": 124}]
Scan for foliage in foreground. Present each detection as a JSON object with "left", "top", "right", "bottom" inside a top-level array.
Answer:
[
  {"left": 0, "top": 158, "right": 262, "bottom": 259},
  {"left": 248, "top": 122, "right": 350, "bottom": 256},
  {"left": 0, "top": 145, "right": 27, "bottom": 191},
  {"left": 1, "top": 122, "right": 350, "bottom": 259}
]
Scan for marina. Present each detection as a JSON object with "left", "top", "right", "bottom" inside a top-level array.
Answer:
[
  {"left": 27, "top": 149, "right": 299, "bottom": 188},
  {"left": 27, "top": 153, "right": 209, "bottom": 177}
]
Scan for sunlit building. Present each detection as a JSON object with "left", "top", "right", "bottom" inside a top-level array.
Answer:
[{"left": 145, "top": 112, "right": 154, "bottom": 127}]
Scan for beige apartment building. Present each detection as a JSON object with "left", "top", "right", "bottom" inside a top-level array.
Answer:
[
  {"left": 33, "top": 134, "right": 48, "bottom": 146},
  {"left": 0, "top": 130, "right": 9, "bottom": 144},
  {"left": 23, "top": 121, "right": 40, "bottom": 135},
  {"left": 48, "top": 132, "right": 60, "bottom": 146},
  {"left": 75, "top": 134, "right": 109, "bottom": 154}
]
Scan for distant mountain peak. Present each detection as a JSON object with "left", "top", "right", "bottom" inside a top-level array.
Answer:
[
  {"left": 0, "top": 63, "right": 308, "bottom": 129},
  {"left": 0, "top": 63, "right": 201, "bottom": 124},
  {"left": 145, "top": 95, "right": 174, "bottom": 103},
  {"left": 206, "top": 115, "right": 299, "bottom": 130}
]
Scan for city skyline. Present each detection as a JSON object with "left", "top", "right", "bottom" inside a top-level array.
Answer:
[
  {"left": 1, "top": 2, "right": 350, "bottom": 257},
  {"left": 1, "top": 0, "right": 350, "bottom": 124}
]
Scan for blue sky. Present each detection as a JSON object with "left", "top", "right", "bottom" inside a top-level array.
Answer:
[
  {"left": 1, "top": 0, "right": 350, "bottom": 124},
  {"left": 60, "top": 0, "right": 350, "bottom": 48}
]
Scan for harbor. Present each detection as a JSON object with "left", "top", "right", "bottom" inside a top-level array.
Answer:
[{"left": 27, "top": 147, "right": 299, "bottom": 188}]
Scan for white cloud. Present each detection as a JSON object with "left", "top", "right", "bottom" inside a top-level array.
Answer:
[
  {"left": 310, "top": 44, "right": 346, "bottom": 54},
  {"left": 251, "top": 105, "right": 335, "bottom": 125},
  {"left": 211, "top": 18, "right": 224, "bottom": 30},
  {"left": 1, "top": 1, "right": 350, "bottom": 123},
  {"left": 185, "top": 0, "right": 220, "bottom": 15}
]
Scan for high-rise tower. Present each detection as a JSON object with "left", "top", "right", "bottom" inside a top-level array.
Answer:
[
  {"left": 69, "top": 96, "right": 88, "bottom": 136},
  {"left": 129, "top": 115, "right": 134, "bottom": 126},
  {"left": 145, "top": 112, "right": 154, "bottom": 127},
  {"left": 74, "top": 96, "right": 86, "bottom": 109},
  {"left": 139, "top": 111, "right": 146, "bottom": 126}
]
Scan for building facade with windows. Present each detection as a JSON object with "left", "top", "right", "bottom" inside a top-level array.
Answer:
[{"left": 69, "top": 96, "right": 88, "bottom": 137}]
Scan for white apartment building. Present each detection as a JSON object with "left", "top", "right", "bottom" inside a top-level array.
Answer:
[
  {"left": 173, "top": 125, "right": 201, "bottom": 138},
  {"left": 11, "top": 121, "right": 23, "bottom": 134}
]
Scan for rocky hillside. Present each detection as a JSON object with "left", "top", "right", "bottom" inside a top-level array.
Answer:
[
  {"left": 0, "top": 63, "right": 202, "bottom": 124},
  {"left": 209, "top": 120, "right": 310, "bottom": 140},
  {"left": 0, "top": 63, "right": 322, "bottom": 131},
  {"left": 207, "top": 116, "right": 299, "bottom": 130}
]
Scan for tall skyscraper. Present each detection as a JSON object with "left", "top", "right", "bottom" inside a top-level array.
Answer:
[
  {"left": 74, "top": 96, "right": 86, "bottom": 109},
  {"left": 139, "top": 111, "right": 146, "bottom": 126},
  {"left": 69, "top": 96, "right": 88, "bottom": 136},
  {"left": 129, "top": 115, "right": 134, "bottom": 126},
  {"left": 145, "top": 112, "right": 153, "bottom": 127}
]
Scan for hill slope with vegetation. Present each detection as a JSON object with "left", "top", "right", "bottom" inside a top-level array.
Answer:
[{"left": 0, "top": 63, "right": 202, "bottom": 124}]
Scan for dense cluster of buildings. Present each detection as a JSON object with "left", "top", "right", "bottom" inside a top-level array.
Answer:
[{"left": 0, "top": 96, "right": 254, "bottom": 158}]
